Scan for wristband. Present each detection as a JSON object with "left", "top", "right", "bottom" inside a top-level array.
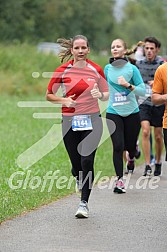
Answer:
[
  {"left": 126, "top": 84, "right": 132, "bottom": 89},
  {"left": 99, "top": 92, "right": 104, "bottom": 100}
]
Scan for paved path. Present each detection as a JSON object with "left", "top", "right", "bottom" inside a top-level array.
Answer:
[{"left": 0, "top": 162, "right": 167, "bottom": 252}]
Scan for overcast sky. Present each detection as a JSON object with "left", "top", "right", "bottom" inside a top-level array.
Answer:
[{"left": 113, "top": 0, "right": 127, "bottom": 22}]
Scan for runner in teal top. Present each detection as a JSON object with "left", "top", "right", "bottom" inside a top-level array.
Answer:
[
  {"left": 104, "top": 38, "right": 145, "bottom": 194},
  {"left": 104, "top": 59, "right": 145, "bottom": 116}
]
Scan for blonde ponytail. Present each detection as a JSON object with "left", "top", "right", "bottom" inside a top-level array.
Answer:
[
  {"left": 125, "top": 41, "right": 145, "bottom": 56},
  {"left": 57, "top": 38, "right": 73, "bottom": 63}
]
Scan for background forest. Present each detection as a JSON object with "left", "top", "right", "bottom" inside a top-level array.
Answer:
[{"left": 0, "top": 0, "right": 167, "bottom": 54}]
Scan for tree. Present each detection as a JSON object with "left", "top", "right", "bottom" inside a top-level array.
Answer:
[
  {"left": 116, "top": 0, "right": 167, "bottom": 53},
  {"left": 0, "top": 0, "right": 46, "bottom": 42},
  {"left": 35, "top": 0, "right": 115, "bottom": 50},
  {"left": 0, "top": 0, "right": 116, "bottom": 50}
]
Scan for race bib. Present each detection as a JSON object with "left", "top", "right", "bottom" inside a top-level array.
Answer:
[
  {"left": 72, "top": 115, "right": 93, "bottom": 131},
  {"left": 112, "top": 92, "right": 130, "bottom": 106}
]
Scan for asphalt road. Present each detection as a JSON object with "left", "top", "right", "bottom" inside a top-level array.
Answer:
[{"left": 0, "top": 161, "right": 167, "bottom": 252}]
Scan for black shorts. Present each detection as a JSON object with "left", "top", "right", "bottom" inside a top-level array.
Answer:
[{"left": 139, "top": 104, "right": 165, "bottom": 127}]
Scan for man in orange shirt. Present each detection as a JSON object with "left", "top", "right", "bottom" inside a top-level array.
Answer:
[{"left": 152, "top": 62, "right": 167, "bottom": 173}]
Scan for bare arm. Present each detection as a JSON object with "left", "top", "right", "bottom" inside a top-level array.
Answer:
[
  {"left": 99, "top": 92, "right": 109, "bottom": 101},
  {"left": 152, "top": 92, "right": 167, "bottom": 105},
  {"left": 46, "top": 90, "right": 76, "bottom": 108},
  {"left": 117, "top": 76, "right": 145, "bottom": 96},
  {"left": 90, "top": 83, "right": 109, "bottom": 101}
]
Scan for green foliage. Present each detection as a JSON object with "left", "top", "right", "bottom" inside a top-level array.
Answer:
[
  {"left": 0, "top": 0, "right": 115, "bottom": 50},
  {"left": 0, "top": 43, "right": 61, "bottom": 95},
  {"left": 35, "top": 0, "right": 115, "bottom": 50},
  {"left": 0, "top": 0, "right": 46, "bottom": 42},
  {"left": 116, "top": 0, "right": 167, "bottom": 52},
  {"left": 0, "top": 43, "right": 109, "bottom": 95},
  {"left": 1, "top": 0, "right": 167, "bottom": 53}
]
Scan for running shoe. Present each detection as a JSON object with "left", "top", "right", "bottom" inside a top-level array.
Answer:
[
  {"left": 154, "top": 163, "right": 162, "bottom": 176},
  {"left": 125, "top": 158, "right": 135, "bottom": 174},
  {"left": 75, "top": 200, "right": 89, "bottom": 218},
  {"left": 143, "top": 165, "right": 152, "bottom": 176},
  {"left": 113, "top": 179, "right": 126, "bottom": 194}
]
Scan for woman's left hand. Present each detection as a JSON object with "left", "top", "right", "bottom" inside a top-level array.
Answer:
[
  {"left": 118, "top": 76, "right": 128, "bottom": 87},
  {"left": 91, "top": 83, "right": 102, "bottom": 99}
]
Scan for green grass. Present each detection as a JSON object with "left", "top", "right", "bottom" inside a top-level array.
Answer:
[{"left": 0, "top": 43, "right": 61, "bottom": 95}]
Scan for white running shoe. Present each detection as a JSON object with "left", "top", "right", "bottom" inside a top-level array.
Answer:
[{"left": 75, "top": 200, "right": 89, "bottom": 218}]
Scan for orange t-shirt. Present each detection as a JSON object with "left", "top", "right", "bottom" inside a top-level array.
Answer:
[{"left": 152, "top": 62, "right": 167, "bottom": 128}]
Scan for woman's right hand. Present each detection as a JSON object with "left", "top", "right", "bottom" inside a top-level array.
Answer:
[{"left": 64, "top": 94, "right": 77, "bottom": 107}]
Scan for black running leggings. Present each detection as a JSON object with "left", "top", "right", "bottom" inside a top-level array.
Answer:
[
  {"left": 106, "top": 112, "right": 141, "bottom": 179},
  {"left": 62, "top": 113, "right": 103, "bottom": 202}
]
